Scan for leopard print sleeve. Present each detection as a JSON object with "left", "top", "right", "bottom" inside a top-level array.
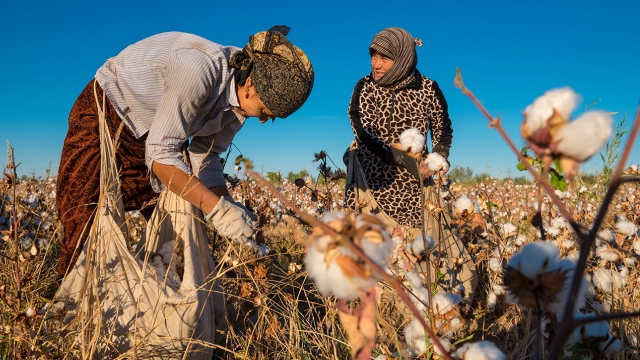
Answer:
[
  {"left": 428, "top": 80, "right": 453, "bottom": 159},
  {"left": 348, "top": 77, "right": 394, "bottom": 164}
]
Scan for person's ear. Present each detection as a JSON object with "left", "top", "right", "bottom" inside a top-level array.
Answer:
[{"left": 244, "top": 76, "right": 253, "bottom": 89}]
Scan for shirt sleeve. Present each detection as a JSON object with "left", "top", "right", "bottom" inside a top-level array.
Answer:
[
  {"left": 145, "top": 48, "right": 219, "bottom": 192},
  {"left": 187, "top": 112, "right": 243, "bottom": 188},
  {"left": 429, "top": 80, "right": 453, "bottom": 159}
]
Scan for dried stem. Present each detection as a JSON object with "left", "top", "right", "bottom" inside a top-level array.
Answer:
[
  {"left": 548, "top": 103, "right": 640, "bottom": 359},
  {"left": 245, "top": 169, "right": 455, "bottom": 360},
  {"left": 6, "top": 141, "right": 22, "bottom": 311}
]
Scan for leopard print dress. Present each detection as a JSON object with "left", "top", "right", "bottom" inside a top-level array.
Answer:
[{"left": 345, "top": 71, "right": 452, "bottom": 227}]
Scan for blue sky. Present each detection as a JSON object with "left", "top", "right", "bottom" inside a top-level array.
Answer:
[{"left": 2, "top": 0, "right": 639, "bottom": 180}]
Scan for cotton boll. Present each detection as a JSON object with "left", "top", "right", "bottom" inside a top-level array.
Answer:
[
  {"left": 305, "top": 212, "right": 391, "bottom": 301},
  {"left": 507, "top": 241, "right": 559, "bottom": 279},
  {"left": 617, "top": 265, "right": 628, "bottom": 279},
  {"left": 425, "top": 152, "right": 449, "bottom": 172},
  {"left": 615, "top": 219, "right": 637, "bottom": 237},
  {"left": 546, "top": 226, "right": 560, "bottom": 238},
  {"left": 304, "top": 239, "right": 362, "bottom": 300},
  {"left": 454, "top": 195, "right": 474, "bottom": 217},
  {"left": 515, "top": 234, "right": 527, "bottom": 246},
  {"left": 35, "top": 238, "right": 49, "bottom": 250},
  {"left": 568, "top": 313, "right": 604, "bottom": 340},
  {"left": 592, "top": 268, "right": 624, "bottom": 294},
  {"left": 454, "top": 340, "right": 506, "bottom": 360},
  {"left": 554, "top": 111, "right": 612, "bottom": 162},
  {"left": 19, "top": 237, "right": 33, "bottom": 251},
  {"left": 151, "top": 255, "right": 167, "bottom": 281},
  {"left": 501, "top": 222, "right": 517, "bottom": 237},
  {"left": 400, "top": 135, "right": 414, "bottom": 151},
  {"left": 624, "top": 257, "right": 636, "bottom": 267},
  {"left": 400, "top": 128, "right": 420, "bottom": 142},
  {"left": 165, "top": 267, "right": 182, "bottom": 288},
  {"left": 360, "top": 235, "right": 393, "bottom": 269},
  {"left": 25, "top": 307, "right": 35, "bottom": 318},
  {"left": 404, "top": 317, "right": 427, "bottom": 355},
  {"left": 403, "top": 264, "right": 425, "bottom": 291},
  {"left": 488, "top": 258, "right": 502, "bottom": 273},
  {"left": 596, "top": 229, "right": 615, "bottom": 247},
  {"left": 595, "top": 243, "right": 619, "bottom": 262},
  {"left": 410, "top": 134, "right": 426, "bottom": 153},
  {"left": 431, "top": 292, "right": 462, "bottom": 315},
  {"left": 412, "top": 234, "right": 436, "bottom": 255},
  {"left": 524, "top": 87, "right": 579, "bottom": 133},
  {"left": 551, "top": 216, "right": 569, "bottom": 229},
  {"left": 399, "top": 128, "right": 420, "bottom": 151}
]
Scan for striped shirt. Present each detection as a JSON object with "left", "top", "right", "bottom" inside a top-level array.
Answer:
[{"left": 95, "top": 32, "right": 245, "bottom": 192}]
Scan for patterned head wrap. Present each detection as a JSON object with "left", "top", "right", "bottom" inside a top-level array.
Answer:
[
  {"left": 229, "top": 28, "right": 314, "bottom": 118},
  {"left": 369, "top": 27, "right": 423, "bottom": 87}
]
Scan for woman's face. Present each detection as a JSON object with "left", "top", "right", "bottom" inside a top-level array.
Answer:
[
  {"left": 236, "top": 77, "right": 276, "bottom": 123},
  {"left": 371, "top": 51, "right": 394, "bottom": 81}
]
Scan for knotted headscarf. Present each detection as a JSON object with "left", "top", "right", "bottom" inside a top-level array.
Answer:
[
  {"left": 369, "top": 27, "right": 423, "bottom": 87},
  {"left": 229, "top": 27, "right": 314, "bottom": 118}
]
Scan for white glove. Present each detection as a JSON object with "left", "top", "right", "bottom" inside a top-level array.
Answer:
[{"left": 206, "top": 196, "right": 256, "bottom": 244}]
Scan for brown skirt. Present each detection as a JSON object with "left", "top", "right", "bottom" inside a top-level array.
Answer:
[{"left": 56, "top": 80, "right": 157, "bottom": 275}]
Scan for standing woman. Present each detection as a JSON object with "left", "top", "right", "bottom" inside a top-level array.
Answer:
[
  {"left": 56, "top": 28, "right": 314, "bottom": 276},
  {"left": 344, "top": 27, "right": 476, "bottom": 302}
]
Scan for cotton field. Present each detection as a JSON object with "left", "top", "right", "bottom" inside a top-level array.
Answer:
[{"left": 1, "top": 160, "right": 640, "bottom": 359}]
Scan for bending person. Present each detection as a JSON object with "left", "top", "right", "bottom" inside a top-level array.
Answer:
[{"left": 56, "top": 28, "right": 314, "bottom": 276}]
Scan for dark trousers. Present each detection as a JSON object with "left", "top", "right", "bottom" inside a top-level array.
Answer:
[{"left": 56, "top": 80, "right": 157, "bottom": 275}]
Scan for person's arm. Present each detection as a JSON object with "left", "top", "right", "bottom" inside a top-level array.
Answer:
[
  {"left": 151, "top": 162, "right": 228, "bottom": 214},
  {"left": 429, "top": 80, "right": 453, "bottom": 160}
]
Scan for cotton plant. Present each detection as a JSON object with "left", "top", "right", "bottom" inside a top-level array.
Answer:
[
  {"left": 453, "top": 194, "right": 475, "bottom": 219},
  {"left": 504, "top": 241, "right": 587, "bottom": 317},
  {"left": 399, "top": 292, "right": 464, "bottom": 357},
  {"left": 565, "top": 312, "right": 621, "bottom": 359},
  {"left": 520, "top": 87, "right": 613, "bottom": 180},
  {"left": 431, "top": 292, "right": 464, "bottom": 334}
]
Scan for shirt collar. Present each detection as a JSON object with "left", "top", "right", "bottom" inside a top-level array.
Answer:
[{"left": 227, "top": 77, "right": 247, "bottom": 124}]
